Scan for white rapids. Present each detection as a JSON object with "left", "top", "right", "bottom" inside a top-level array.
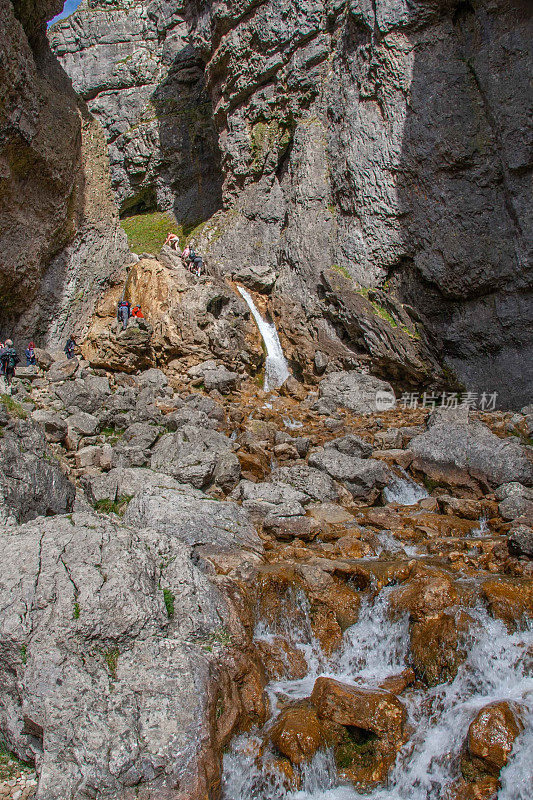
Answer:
[
  {"left": 237, "top": 285, "right": 290, "bottom": 391},
  {"left": 222, "top": 585, "right": 533, "bottom": 800}
]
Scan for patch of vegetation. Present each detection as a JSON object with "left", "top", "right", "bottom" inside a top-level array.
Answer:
[
  {"left": 73, "top": 602, "right": 80, "bottom": 620},
  {"left": 20, "top": 645, "right": 27, "bottom": 665},
  {"left": 400, "top": 323, "right": 421, "bottom": 340},
  {"left": 202, "top": 627, "right": 233, "bottom": 652},
  {"left": 335, "top": 727, "right": 378, "bottom": 770},
  {"left": 0, "top": 741, "right": 33, "bottom": 781},
  {"left": 163, "top": 588, "right": 175, "bottom": 619},
  {"left": 422, "top": 476, "right": 443, "bottom": 493},
  {"left": 0, "top": 394, "right": 27, "bottom": 419},
  {"left": 94, "top": 494, "right": 133, "bottom": 517},
  {"left": 104, "top": 648, "right": 120, "bottom": 679},
  {"left": 370, "top": 300, "right": 397, "bottom": 327},
  {"left": 101, "top": 426, "right": 124, "bottom": 445},
  {"left": 120, "top": 211, "right": 181, "bottom": 255},
  {"left": 331, "top": 263, "right": 351, "bottom": 280}
]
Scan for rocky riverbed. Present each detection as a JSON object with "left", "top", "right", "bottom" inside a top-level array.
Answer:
[{"left": 0, "top": 315, "right": 531, "bottom": 799}]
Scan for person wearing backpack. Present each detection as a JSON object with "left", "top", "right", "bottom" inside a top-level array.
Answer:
[
  {"left": 117, "top": 299, "right": 131, "bottom": 330},
  {"left": 64, "top": 336, "right": 77, "bottom": 359},
  {"left": 1, "top": 340, "right": 19, "bottom": 388},
  {"left": 188, "top": 243, "right": 203, "bottom": 277}
]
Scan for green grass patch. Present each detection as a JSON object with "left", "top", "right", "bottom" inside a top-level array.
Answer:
[
  {"left": 331, "top": 264, "right": 351, "bottom": 280},
  {"left": 0, "top": 741, "right": 33, "bottom": 781},
  {"left": 94, "top": 495, "right": 133, "bottom": 517},
  {"left": 0, "top": 394, "right": 27, "bottom": 419},
  {"left": 120, "top": 211, "right": 180, "bottom": 255},
  {"left": 120, "top": 211, "right": 210, "bottom": 255},
  {"left": 73, "top": 602, "right": 80, "bottom": 620},
  {"left": 370, "top": 300, "right": 397, "bottom": 327},
  {"left": 163, "top": 588, "right": 175, "bottom": 619},
  {"left": 20, "top": 645, "right": 27, "bottom": 665},
  {"left": 104, "top": 648, "right": 120, "bottom": 679},
  {"left": 335, "top": 727, "right": 378, "bottom": 770}
]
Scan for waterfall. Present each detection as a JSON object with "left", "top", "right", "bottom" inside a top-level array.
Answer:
[
  {"left": 383, "top": 468, "right": 428, "bottom": 506},
  {"left": 237, "top": 286, "right": 290, "bottom": 391},
  {"left": 222, "top": 588, "right": 533, "bottom": 800}
]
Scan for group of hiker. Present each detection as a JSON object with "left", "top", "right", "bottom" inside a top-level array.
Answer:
[
  {"left": 163, "top": 233, "right": 204, "bottom": 277},
  {"left": 117, "top": 301, "right": 144, "bottom": 331}
]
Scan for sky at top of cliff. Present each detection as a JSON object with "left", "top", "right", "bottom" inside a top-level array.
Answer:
[{"left": 47, "top": 0, "right": 81, "bottom": 27}]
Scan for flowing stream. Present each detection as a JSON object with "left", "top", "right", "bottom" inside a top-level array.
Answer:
[
  {"left": 237, "top": 286, "right": 290, "bottom": 391},
  {"left": 222, "top": 585, "right": 533, "bottom": 800}
]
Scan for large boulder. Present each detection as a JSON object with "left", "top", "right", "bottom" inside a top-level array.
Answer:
[
  {"left": 316, "top": 372, "right": 395, "bottom": 414},
  {"left": 0, "top": 510, "right": 260, "bottom": 800},
  {"left": 150, "top": 425, "right": 241, "bottom": 491},
  {"left": 270, "top": 464, "right": 342, "bottom": 503},
  {"left": 269, "top": 704, "right": 325, "bottom": 765},
  {"left": 0, "top": 419, "right": 75, "bottom": 523},
  {"left": 308, "top": 448, "right": 388, "bottom": 501},
  {"left": 410, "top": 420, "right": 532, "bottom": 488}
]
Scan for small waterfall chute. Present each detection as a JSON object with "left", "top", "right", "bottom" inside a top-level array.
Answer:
[{"left": 237, "top": 285, "right": 290, "bottom": 391}]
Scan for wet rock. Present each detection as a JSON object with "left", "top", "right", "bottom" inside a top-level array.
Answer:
[
  {"left": 410, "top": 612, "right": 470, "bottom": 685},
  {"left": 481, "top": 578, "right": 533, "bottom": 626},
  {"left": 269, "top": 703, "right": 325, "bottom": 765},
  {"left": 389, "top": 565, "right": 458, "bottom": 622},
  {"left": 263, "top": 515, "right": 321, "bottom": 542},
  {"left": 463, "top": 701, "right": 524, "bottom": 777},
  {"left": 150, "top": 425, "right": 240, "bottom": 491},
  {"left": 316, "top": 372, "right": 395, "bottom": 415},
  {"left": 508, "top": 524, "right": 533, "bottom": 559},
  {"left": 410, "top": 421, "right": 532, "bottom": 489},
  {"left": 310, "top": 678, "right": 406, "bottom": 740},
  {"left": 379, "top": 669, "right": 416, "bottom": 695},
  {"left": 255, "top": 638, "right": 308, "bottom": 681},
  {"left": 308, "top": 448, "right": 388, "bottom": 501}
]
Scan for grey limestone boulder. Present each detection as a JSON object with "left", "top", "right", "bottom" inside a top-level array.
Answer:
[
  {"left": 31, "top": 409, "right": 67, "bottom": 443},
  {"left": 0, "top": 508, "right": 257, "bottom": 799},
  {"left": 150, "top": 425, "right": 241, "bottom": 491},
  {"left": 316, "top": 372, "right": 396, "bottom": 415},
  {"left": 308, "top": 447, "right": 388, "bottom": 501},
  {"left": 410, "top": 421, "right": 533, "bottom": 488},
  {"left": 270, "top": 464, "right": 341, "bottom": 504}
]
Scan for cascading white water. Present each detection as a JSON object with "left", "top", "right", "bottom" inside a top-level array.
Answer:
[
  {"left": 237, "top": 286, "right": 290, "bottom": 391},
  {"left": 222, "top": 586, "right": 533, "bottom": 800},
  {"left": 382, "top": 468, "right": 428, "bottom": 506}
]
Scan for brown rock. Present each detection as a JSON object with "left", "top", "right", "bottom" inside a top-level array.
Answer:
[
  {"left": 410, "top": 612, "right": 470, "bottom": 685},
  {"left": 269, "top": 703, "right": 325, "bottom": 764},
  {"left": 481, "top": 578, "right": 533, "bottom": 627},
  {"left": 379, "top": 668, "right": 416, "bottom": 695},
  {"left": 389, "top": 564, "right": 458, "bottom": 621},
  {"left": 255, "top": 638, "right": 308, "bottom": 681},
  {"left": 310, "top": 677, "right": 406, "bottom": 740},
  {"left": 464, "top": 701, "right": 524, "bottom": 776}
]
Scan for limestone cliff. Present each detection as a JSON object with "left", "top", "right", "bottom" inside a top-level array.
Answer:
[
  {"left": 49, "top": 0, "right": 532, "bottom": 406},
  {"left": 0, "top": 0, "right": 129, "bottom": 345},
  {"left": 48, "top": 0, "right": 223, "bottom": 219}
]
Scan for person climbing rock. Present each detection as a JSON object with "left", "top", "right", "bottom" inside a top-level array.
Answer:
[
  {"left": 117, "top": 299, "right": 131, "bottom": 330},
  {"left": 188, "top": 243, "right": 203, "bottom": 277},
  {"left": 131, "top": 305, "right": 144, "bottom": 319},
  {"left": 0, "top": 340, "right": 19, "bottom": 388},
  {"left": 64, "top": 336, "right": 77, "bottom": 359},
  {"left": 25, "top": 342, "right": 36, "bottom": 366},
  {"left": 181, "top": 243, "right": 190, "bottom": 269},
  {"left": 164, "top": 232, "right": 180, "bottom": 251},
  {"left": 0, "top": 343, "right": 4, "bottom": 376}
]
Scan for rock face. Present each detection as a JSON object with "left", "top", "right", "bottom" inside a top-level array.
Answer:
[
  {"left": 48, "top": 0, "right": 222, "bottom": 219},
  {"left": 0, "top": 508, "right": 263, "bottom": 799},
  {"left": 1, "top": 0, "right": 129, "bottom": 343},
  {"left": 50, "top": 0, "right": 533, "bottom": 405}
]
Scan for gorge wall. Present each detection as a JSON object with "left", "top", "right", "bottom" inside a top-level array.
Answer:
[
  {"left": 50, "top": 0, "right": 532, "bottom": 407},
  {"left": 0, "top": 0, "right": 129, "bottom": 345}
]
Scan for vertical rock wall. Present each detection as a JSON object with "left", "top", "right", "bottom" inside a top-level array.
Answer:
[
  {"left": 49, "top": 0, "right": 223, "bottom": 220},
  {"left": 0, "top": 0, "right": 130, "bottom": 346}
]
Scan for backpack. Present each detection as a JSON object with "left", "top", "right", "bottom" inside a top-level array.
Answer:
[{"left": 2, "top": 347, "right": 18, "bottom": 370}]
